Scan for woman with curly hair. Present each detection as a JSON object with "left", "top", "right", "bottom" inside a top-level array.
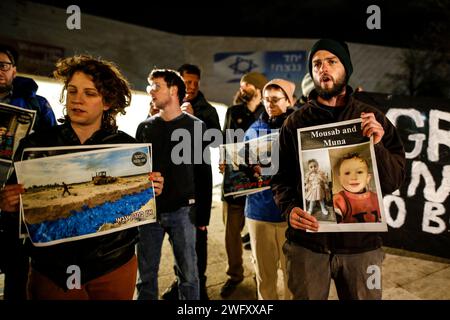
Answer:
[{"left": 0, "top": 55, "right": 164, "bottom": 299}]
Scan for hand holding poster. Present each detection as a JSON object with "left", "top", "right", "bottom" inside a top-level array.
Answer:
[
  {"left": 14, "top": 144, "right": 156, "bottom": 246},
  {"left": 298, "top": 118, "right": 387, "bottom": 232}
]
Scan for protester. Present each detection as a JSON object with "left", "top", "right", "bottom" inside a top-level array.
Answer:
[
  {"left": 0, "top": 55, "right": 164, "bottom": 299},
  {"left": 220, "top": 71, "right": 268, "bottom": 298},
  {"left": 271, "top": 39, "right": 406, "bottom": 299},
  {"left": 0, "top": 44, "right": 57, "bottom": 300},
  {"left": 159, "top": 64, "right": 219, "bottom": 300},
  {"left": 244, "top": 78, "right": 295, "bottom": 299}
]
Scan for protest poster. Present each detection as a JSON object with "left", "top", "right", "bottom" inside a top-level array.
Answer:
[
  {"left": 221, "top": 132, "right": 278, "bottom": 197},
  {"left": 14, "top": 144, "right": 156, "bottom": 246},
  {"left": 17, "top": 144, "right": 130, "bottom": 239},
  {"left": 298, "top": 118, "right": 387, "bottom": 232},
  {"left": 0, "top": 103, "right": 36, "bottom": 186}
]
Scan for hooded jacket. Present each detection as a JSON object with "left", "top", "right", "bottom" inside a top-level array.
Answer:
[
  {"left": 271, "top": 88, "right": 406, "bottom": 254},
  {"left": 7, "top": 76, "right": 57, "bottom": 132},
  {"left": 244, "top": 108, "right": 294, "bottom": 223}
]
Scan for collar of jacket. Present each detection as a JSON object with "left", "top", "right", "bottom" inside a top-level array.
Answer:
[
  {"left": 60, "top": 121, "right": 118, "bottom": 144},
  {"left": 11, "top": 76, "right": 38, "bottom": 99},
  {"left": 260, "top": 107, "right": 295, "bottom": 129},
  {"left": 189, "top": 91, "right": 207, "bottom": 108}
]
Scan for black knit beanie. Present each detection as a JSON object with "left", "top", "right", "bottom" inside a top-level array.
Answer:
[{"left": 308, "top": 39, "right": 353, "bottom": 82}]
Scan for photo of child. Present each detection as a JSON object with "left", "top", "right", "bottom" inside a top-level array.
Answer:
[
  {"left": 304, "top": 158, "right": 332, "bottom": 218},
  {"left": 333, "top": 152, "right": 381, "bottom": 224}
]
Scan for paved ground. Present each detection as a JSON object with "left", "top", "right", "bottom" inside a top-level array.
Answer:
[{"left": 2, "top": 186, "right": 450, "bottom": 300}]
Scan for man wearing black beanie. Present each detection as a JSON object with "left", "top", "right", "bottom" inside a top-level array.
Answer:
[
  {"left": 271, "top": 39, "right": 406, "bottom": 300},
  {"left": 308, "top": 39, "right": 353, "bottom": 82}
]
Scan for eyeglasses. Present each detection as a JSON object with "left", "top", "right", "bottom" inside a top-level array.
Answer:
[
  {"left": 146, "top": 82, "right": 165, "bottom": 93},
  {"left": 0, "top": 62, "right": 13, "bottom": 72},
  {"left": 263, "top": 96, "right": 286, "bottom": 104}
]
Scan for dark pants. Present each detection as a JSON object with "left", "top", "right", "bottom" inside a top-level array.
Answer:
[
  {"left": 283, "top": 241, "right": 384, "bottom": 300},
  {"left": 170, "top": 227, "right": 207, "bottom": 288},
  {"left": 0, "top": 215, "right": 29, "bottom": 300},
  {"left": 223, "top": 202, "right": 245, "bottom": 282},
  {"left": 196, "top": 228, "right": 208, "bottom": 288},
  {"left": 136, "top": 207, "right": 199, "bottom": 300}
]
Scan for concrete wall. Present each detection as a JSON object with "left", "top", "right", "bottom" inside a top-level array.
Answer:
[
  {"left": 1, "top": 1, "right": 185, "bottom": 92},
  {"left": 1, "top": 1, "right": 405, "bottom": 106},
  {"left": 184, "top": 37, "right": 405, "bottom": 105}
]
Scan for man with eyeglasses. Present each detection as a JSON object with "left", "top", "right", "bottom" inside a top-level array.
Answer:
[
  {"left": 0, "top": 44, "right": 57, "bottom": 300},
  {"left": 135, "top": 68, "right": 212, "bottom": 300},
  {"left": 159, "top": 64, "right": 219, "bottom": 301},
  {"left": 243, "top": 78, "right": 296, "bottom": 300},
  {"left": 0, "top": 45, "right": 56, "bottom": 131}
]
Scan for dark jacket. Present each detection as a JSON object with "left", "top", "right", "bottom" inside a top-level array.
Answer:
[
  {"left": 136, "top": 113, "right": 212, "bottom": 226},
  {"left": 189, "top": 91, "right": 221, "bottom": 131},
  {"left": 187, "top": 91, "right": 220, "bottom": 226},
  {"left": 223, "top": 102, "right": 265, "bottom": 140},
  {"left": 245, "top": 108, "right": 294, "bottom": 223},
  {"left": 10, "top": 123, "right": 138, "bottom": 289},
  {"left": 271, "top": 88, "right": 406, "bottom": 254},
  {"left": 222, "top": 102, "right": 265, "bottom": 204},
  {"left": 6, "top": 76, "right": 57, "bottom": 132}
]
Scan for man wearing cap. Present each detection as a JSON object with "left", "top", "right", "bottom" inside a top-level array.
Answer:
[
  {"left": 220, "top": 71, "right": 268, "bottom": 298},
  {"left": 0, "top": 44, "right": 57, "bottom": 300},
  {"left": 243, "top": 78, "right": 295, "bottom": 299},
  {"left": 271, "top": 39, "right": 405, "bottom": 299}
]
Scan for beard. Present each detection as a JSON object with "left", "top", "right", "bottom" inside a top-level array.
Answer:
[
  {"left": 0, "top": 83, "right": 12, "bottom": 94},
  {"left": 314, "top": 74, "right": 347, "bottom": 100},
  {"left": 240, "top": 88, "right": 256, "bottom": 103}
]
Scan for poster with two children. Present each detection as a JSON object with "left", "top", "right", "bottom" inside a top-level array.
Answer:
[{"left": 297, "top": 118, "right": 387, "bottom": 232}]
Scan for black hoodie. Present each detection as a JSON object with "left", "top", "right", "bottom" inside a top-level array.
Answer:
[{"left": 271, "top": 88, "right": 406, "bottom": 254}]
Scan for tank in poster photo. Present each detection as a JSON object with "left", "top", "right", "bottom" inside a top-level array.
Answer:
[
  {"left": 14, "top": 144, "right": 156, "bottom": 246},
  {"left": 297, "top": 118, "right": 387, "bottom": 232}
]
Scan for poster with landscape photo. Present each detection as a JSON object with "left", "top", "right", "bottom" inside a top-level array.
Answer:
[
  {"left": 14, "top": 144, "right": 156, "bottom": 246},
  {"left": 220, "top": 132, "right": 278, "bottom": 197},
  {"left": 297, "top": 118, "right": 387, "bottom": 232},
  {"left": 17, "top": 144, "right": 134, "bottom": 239}
]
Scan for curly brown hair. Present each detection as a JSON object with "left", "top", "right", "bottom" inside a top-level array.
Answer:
[{"left": 53, "top": 55, "right": 131, "bottom": 131}]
